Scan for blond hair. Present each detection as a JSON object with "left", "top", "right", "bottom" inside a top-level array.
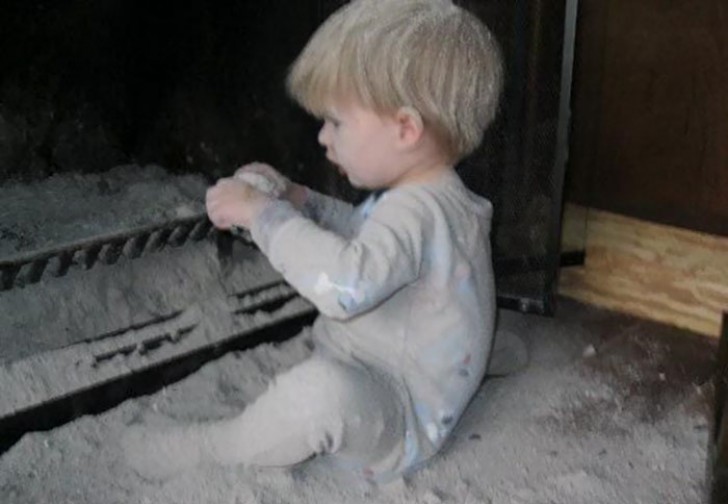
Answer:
[{"left": 287, "top": 0, "right": 504, "bottom": 161}]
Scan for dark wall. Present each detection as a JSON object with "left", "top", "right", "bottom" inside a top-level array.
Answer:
[{"left": 568, "top": 0, "right": 728, "bottom": 237}]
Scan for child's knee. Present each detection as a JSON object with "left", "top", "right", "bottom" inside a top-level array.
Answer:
[{"left": 267, "top": 357, "right": 403, "bottom": 463}]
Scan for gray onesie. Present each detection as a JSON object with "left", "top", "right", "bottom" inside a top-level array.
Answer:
[{"left": 250, "top": 168, "right": 496, "bottom": 481}]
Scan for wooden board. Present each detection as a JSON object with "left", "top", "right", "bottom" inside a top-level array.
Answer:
[{"left": 559, "top": 205, "right": 728, "bottom": 337}]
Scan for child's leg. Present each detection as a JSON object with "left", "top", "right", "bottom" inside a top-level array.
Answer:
[
  {"left": 122, "top": 355, "right": 403, "bottom": 480},
  {"left": 202, "top": 354, "right": 404, "bottom": 469},
  {"left": 122, "top": 414, "right": 210, "bottom": 480}
]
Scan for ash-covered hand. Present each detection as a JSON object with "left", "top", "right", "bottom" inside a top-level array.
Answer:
[
  {"left": 234, "top": 162, "right": 289, "bottom": 198},
  {"left": 235, "top": 162, "right": 308, "bottom": 210},
  {"left": 205, "top": 177, "right": 271, "bottom": 230}
]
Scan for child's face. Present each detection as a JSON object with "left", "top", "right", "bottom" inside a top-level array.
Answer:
[{"left": 318, "top": 100, "right": 405, "bottom": 190}]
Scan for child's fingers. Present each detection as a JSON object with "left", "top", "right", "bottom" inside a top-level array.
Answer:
[
  {"left": 205, "top": 186, "right": 229, "bottom": 228},
  {"left": 206, "top": 200, "right": 230, "bottom": 229},
  {"left": 235, "top": 162, "right": 274, "bottom": 177},
  {"left": 205, "top": 180, "right": 261, "bottom": 230},
  {"left": 213, "top": 178, "right": 252, "bottom": 197}
]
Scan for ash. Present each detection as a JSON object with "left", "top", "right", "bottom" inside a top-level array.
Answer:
[
  {"left": 0, "top": 302, "right": 712, "bottom": 504},
  {"left": 0, "top": 167, "right": 712, "bottom": 503},
  {"left": 0, "top": 164, "right": 207, "bottom": 257}
]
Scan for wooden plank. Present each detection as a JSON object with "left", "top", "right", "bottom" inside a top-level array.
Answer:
[
  {"left": 560, "top": 268, "right": 723, "bottom": 336},
  {"left": 585, "top": 211, "right": 728, "bottom": 284},
  {"left": 559, "top": 205, "right": 728, "bottom": 337}
]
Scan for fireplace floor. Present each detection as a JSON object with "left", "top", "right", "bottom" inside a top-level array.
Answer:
[
  {"left": 0, "top": 297, "right": 712, "bottom": 504},
  {"left": 0, "top": 164, "right": 208, "bottom": 259}
]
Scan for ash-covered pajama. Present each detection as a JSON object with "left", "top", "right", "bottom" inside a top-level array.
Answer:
[{"left": 250, "top": 168, "right": 496, "bottom": 481}]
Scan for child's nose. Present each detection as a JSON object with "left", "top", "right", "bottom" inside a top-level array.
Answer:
[{"left": 318, "top": 123, "right": 330, "bottom": 147}]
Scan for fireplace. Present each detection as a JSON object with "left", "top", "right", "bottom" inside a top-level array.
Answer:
[{"left": 0, "top": 0, "right": 578, "bottom": 444}]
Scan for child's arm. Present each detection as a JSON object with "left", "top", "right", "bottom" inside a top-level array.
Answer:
[
  {"left": 295, "top": 184, "right": 356, "bottom": 235},
  {"left": 250, "top": 192, "right": 425, "bottom": 320},
  {"left": 236, "top": 163, "right": 355, "bottom": 235}
]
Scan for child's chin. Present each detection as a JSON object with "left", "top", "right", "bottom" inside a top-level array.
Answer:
[
  {"left": 347, "top": 177, "right": 369, "bottom": 189},
  {"left": 343, "top": 171, "right": 377, "bottom": 190}
]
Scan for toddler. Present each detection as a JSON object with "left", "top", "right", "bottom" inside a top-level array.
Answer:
[{"left": 124, "top": 0, "right": 505, "bottom": 483}]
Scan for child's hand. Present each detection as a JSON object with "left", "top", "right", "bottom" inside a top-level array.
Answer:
[
  {"left": 234, "top": 162, "right": 289, "bottom": 197},
  {"left": 235, "top": 162, "right": 309, "bottom": 211},
  {"left": 206, "top": 177, "right": 271, "bottom": 230}
]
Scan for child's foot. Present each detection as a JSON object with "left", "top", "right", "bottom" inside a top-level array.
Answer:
[{"left": 121, "top": 421, "right": 205, "bottom": 481}]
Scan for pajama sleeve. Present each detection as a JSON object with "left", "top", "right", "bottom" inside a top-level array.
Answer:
[
  {"left": 250, "top": 193, "right": 426, "bottom": 320},
  {"left": 300, "top": 187, "right": 356, "bottom": 235}
]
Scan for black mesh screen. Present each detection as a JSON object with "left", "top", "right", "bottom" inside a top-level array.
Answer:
[
  {"left": 458, "top": 0, "right": 576, "bottom": 314},
  {"left": 0, "top": 0, "right": 576, "bottom": 314}
]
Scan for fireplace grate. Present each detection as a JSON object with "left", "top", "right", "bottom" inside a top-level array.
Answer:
[{"left": 0, "top": 215, "right": 257, "bottom": 292}]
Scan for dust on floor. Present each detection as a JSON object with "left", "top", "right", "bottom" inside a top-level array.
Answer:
[{"left": 0, "top": 298, "right": 713, "bottom": 504}]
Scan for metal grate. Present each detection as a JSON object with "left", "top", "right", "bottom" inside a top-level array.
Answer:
[{"left": 0, "top": 215, "right": 257, "bottom": 291}]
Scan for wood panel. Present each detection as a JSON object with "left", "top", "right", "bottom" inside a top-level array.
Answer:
[
  {"left": 559, "top": 205, "right": 728, "bottom": 337},
  {"left": 568, "top": 0, "right": 728, "bottom": 237}
]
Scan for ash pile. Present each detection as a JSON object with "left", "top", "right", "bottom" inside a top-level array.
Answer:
[{"left": 0, "top": 164, "right": 312, "bottom": 432}]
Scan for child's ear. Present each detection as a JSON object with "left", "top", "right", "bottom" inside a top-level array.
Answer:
[{"left": 395, "top": 106, "right": 424, "bottom": 147}]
